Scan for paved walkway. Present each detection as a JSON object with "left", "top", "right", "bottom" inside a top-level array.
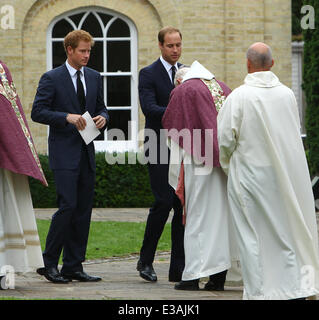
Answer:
[
  {"left": 0, "top": 208, "right": 242, "bottom": 301},
  {"left": 0, "top": 208, "right": 318, "bottom": 301}
]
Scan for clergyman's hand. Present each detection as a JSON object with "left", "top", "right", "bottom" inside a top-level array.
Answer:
[
  {"left": 66, "top": 114, "right": 87, "bottom": 131},
  {"left": 93, "top": 115, "right": 106, "bottom": 129}
]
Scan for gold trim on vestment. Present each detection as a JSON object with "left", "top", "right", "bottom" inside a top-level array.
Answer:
[
  {"left": 0, "top": 244, "right": 26, "bottom": 251},
  {"left": 0, "top": 230, "right": 39, "bottom": 239},
  {"left": 0, "top": 62, "right": 47, "bottom": 186},
  {"left": 22, "top": 230, "right": 39, "bottom": 236},
  {"left": 0, "top": 234, "right": 24, "bottom": 240},
  {"left": 0, "top": 240, "right": 41, "bottom": 252},
  {"left": 25, "top": 240, "right": 41, "bottom": 246},
  {"left": 201, "top": 79, "right": 226, "bottom": 113}
]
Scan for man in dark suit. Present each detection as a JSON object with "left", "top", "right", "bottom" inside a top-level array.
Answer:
[
  {"left": 137, "top": 27, "right": 185, "bottom": 282},
  {"left": 32, "top": 30, "right": 109, "bottom": 283}
]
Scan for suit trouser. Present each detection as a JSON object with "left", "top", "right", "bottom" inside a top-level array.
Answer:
[
  {"left": 140, "top": 162, "right": 185, "bottom": 276},
  {"left": 43, "top": 147, "right": 95, "bottom": 273}
]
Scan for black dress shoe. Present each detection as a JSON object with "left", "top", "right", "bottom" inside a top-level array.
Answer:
[
  {"left": 36, "top": 267, "right": 69, "bottom": 284},
  {"left": 137, "top": 260, "right": 157, "bottom": 282},
  {"left": 175, "top": 279, "right": 199, "bottom": 291},
  {"left": 203, "top": 280, "right": 224, "bottom": 291},
  {"left": 204, "top": 270, "right": 227, "bottom": 291},
  {"left": 61, "top": 271, "right": 102, "bottom": 282}
]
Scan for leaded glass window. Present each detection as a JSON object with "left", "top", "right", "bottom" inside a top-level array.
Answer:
[{"left": 47, "top": 8, "right": 138, "bottom": 152}]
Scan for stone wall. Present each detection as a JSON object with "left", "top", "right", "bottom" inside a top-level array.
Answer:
[{"left": 0, "top": 0, "right": 291, "bottom": 154}]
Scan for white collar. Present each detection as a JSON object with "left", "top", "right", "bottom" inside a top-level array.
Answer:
[
  {"left": 160, "top": 56, "right": 179, "bottom": 72},
  {"left": 65, "top": 60, "right": 84, "bottom": 77},
  {"left": 244, "top": 71, "right": 281, "bottom": 88},
  {"left": 182, "top": 60, "right": 214, "bottom": 82}
]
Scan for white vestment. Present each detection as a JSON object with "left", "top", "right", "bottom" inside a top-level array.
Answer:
[
  {"left": 0, "top": 168, "right": 43, "bottom": 276},
  {"left": 168, "top": 139, "right": 239, "bottom": 281},
  {"left": 217, "top": 71, "right": 319, "bottom": 300}
]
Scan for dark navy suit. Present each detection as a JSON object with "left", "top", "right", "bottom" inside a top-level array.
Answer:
[
  {"left": 138, "top": 58, "right": 185, "bottom": 280},
  {"left": 32, "top": 64, "right": 108, "bottom": 273}
]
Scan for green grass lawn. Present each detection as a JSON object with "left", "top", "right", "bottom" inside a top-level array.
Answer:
[{"left": 36, "top": 219, "right": 172, "bottom": 261}]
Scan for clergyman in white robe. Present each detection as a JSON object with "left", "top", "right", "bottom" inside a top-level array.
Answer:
[
  {"left": 168, "top": 140, "right": 240, "bottom": 285},
  {"left": 163, "top": 61, "right": 240, "bottom": 289},
  {"left": 217, "top": 43, "right": 319, "bottom": 300}
]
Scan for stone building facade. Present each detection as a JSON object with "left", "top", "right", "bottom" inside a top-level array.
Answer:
[{"left": 0, "top": 0, "right": 292, "bottom": 154}]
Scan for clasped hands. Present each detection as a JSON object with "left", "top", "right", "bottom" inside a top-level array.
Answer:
[{"left": 66, "top": 114, "right": 106, "bottom": 131}]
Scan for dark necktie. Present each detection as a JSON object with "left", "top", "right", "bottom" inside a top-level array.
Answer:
[
  {"left": 76, "top": 70, "right": 86, "bottom": 113},
  {"left": 171, "top": 65, "right": 176, "bottom": 84}
]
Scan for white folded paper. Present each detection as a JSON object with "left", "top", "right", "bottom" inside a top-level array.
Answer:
[{"left": 78, "top": 111, "right": 101, "bottom": 145}]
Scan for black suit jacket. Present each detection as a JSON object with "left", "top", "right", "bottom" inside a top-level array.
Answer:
[
  {"left": 138, "top": 58, "right": 182, "bottom": 134},
  {"left": 31, "top": 64, "right": 109, "bottom": 170}
]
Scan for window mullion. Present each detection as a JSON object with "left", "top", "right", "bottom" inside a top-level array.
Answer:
[{"left": 49, "top": 8, "right": 137, "bottom": 151}]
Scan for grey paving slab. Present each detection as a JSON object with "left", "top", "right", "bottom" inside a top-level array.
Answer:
[
  {"left": 2, "top": 209, "right": 315, "bottom": 300},
  {"left": 0, "top": 253, "right": 243, "bottom": 300}
]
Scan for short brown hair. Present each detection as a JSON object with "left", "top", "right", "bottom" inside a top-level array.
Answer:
[
  {"left": 63, "top": 29, "right": 95, "bottom": 53},
  {"left": 158, "top": 26, "right": 182, "bottom": 44}
]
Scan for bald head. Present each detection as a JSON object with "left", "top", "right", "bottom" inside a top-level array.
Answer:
[{"left": 246, "top": 42, "right": 274, "bottom": 73}]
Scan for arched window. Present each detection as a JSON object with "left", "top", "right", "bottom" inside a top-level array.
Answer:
[{"left": 47, "top": 8, "right": 138, "bottom": 152}]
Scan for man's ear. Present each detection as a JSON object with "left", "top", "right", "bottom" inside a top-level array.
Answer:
[
  {"left": 247, "top": 59, "right": 251, "bottom": 73},
  {"left": 66, "top": 45, "right": 74, "bottom": 56}
]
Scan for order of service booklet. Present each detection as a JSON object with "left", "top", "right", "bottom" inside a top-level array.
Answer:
[{"left": 78, "top": 111, "right": 101, "bottom": 145}]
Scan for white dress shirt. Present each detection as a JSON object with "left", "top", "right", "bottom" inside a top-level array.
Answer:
[
  {"left": 65, "top": 60, "right": 87, "bottom": 96},
  {"left": 160, "top": 56, "right": 179, "bottom": 83}
]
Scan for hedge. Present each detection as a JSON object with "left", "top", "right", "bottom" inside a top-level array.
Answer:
[
  {"left": 29, "top": 152, "right": 154, "bottom": 208},
  {"left": 303, "top": 0, "right": 319, "bottom": 177}
]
